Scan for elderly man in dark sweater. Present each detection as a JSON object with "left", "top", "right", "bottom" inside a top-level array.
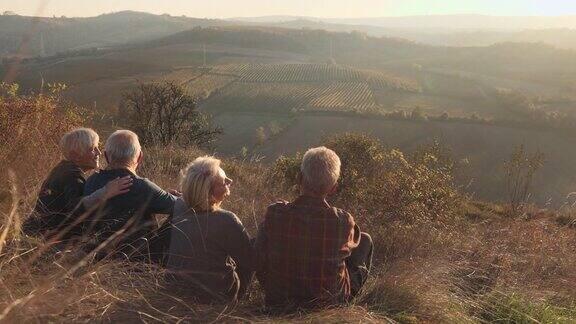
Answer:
[{"left": 83, "top": 130, "right": 177, "bottom": 261}]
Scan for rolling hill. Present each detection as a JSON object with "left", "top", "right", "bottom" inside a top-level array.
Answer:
[
  {"left": 232, "top": 14, "right": 576, "bottom": 30},
  {"left": 4, "top": 24, "right": 576, "bottom": 206},
  {"left": 0, "top": 11, "right": 232, "bottom": 57},
  {"left": 236, "top": 16, "right": 576, "bottom": 50}
]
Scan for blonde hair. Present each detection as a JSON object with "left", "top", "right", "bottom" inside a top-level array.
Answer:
[
  {"left": 180, "top": 156, "right": 222, "bottom": 212},
  {"left": 301, "top": 146, "right": 341, "bottom": 194},
  {"left": 105, "top": 130, "right": 141, "bottom": 167},
  {"left": 60, "top": 128, "right": 99, "bottom": 160}
]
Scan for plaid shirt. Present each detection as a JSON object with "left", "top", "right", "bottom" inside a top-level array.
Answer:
[{"left": 255, "top": 195, "right": 360, "bottom": 308}]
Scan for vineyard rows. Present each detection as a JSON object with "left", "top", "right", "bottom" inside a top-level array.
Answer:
[
  {"left": 204, "top": 82, "right": 379, "bottom": 113},
  {"left": 236, "top": 64, "right": 364, "bottom": 83},
  {"left": 207, "top": 63, "right": 419, "bottom": 91},
  {"left": 308, "top": 83, "right": 377, "bottom": 111},
  {"left": 183, "top": 74, "right": 236, "bottom": 98},
  {"left": 175, "top": 63, "right": 418, "bottom": 112},
  {"left": 160, "top": 68, "right": 203, "bottom": 85}
]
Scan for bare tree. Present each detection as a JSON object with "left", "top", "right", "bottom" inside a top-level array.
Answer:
[
  {"left": 504, "top": 144, "right": 545, "bottom": 215},
  {"left": 121, "top": 81, "right": 221, "bottom": 148}
]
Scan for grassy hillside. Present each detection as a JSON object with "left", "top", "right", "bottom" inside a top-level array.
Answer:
[{"left": 1, "top": 89, "right": 575, "bottom": 321}]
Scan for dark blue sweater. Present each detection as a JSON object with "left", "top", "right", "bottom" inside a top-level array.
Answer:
[{"left": 84, "top": 168, "right": 177, "bottom": 247}]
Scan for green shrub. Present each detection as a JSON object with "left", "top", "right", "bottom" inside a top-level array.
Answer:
[{"left": 270, "top": 133, "right": 460, "bottom": 227}]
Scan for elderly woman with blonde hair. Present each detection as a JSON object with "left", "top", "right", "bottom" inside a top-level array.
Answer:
[
  {"left": 166, "top": 156, "right": 255, "bottom": 303},
  {"left": 23, "top": 127, "right": 132, "bottom": 240}
]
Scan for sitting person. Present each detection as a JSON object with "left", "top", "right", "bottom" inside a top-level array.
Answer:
[
  {"left": 255, "top": 146, "right": 373, "bottom": 310},
  {"left": 166, "top": 156, "right": 255, "bottom": 303},
  {"left": 83, "top": 130, "right": 177, "bottom": 261},
  {"left": 23, "top": 127, "right": 132, "bottom": 241}
]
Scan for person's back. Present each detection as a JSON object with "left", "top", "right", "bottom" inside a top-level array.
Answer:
[
  {"left": 81, "top": 130, "right": 176, "bottom": 259},
  {"left": 25, "top": 160, "right": 86, "bottom": 237},
  {"left": 166, "top": 156, "right": 255, "bottom": 303},
  {"left": 23, "top": 128, "right": 102, "bottom": 239},
  {"left": 256, "top": 147, "right": 373, "bottom": 310},
  {"left": 84, "top": 168, "right": 175, "bottom": 246},
  {"left": 257, "top": 197, "right": 360, "bottom": 308},
  {"left": 167, "top": 199, "right": 254, "bottom": 303}
]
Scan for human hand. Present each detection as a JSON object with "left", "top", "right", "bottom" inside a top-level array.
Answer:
[
  {"left": 103, "top": 176, "right": 133, "bottom": 200},
  {"left": 168, "top": 189, "right": 182, "bottom": 197}
]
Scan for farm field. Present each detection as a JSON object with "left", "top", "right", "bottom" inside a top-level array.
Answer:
[
  {"left": 205, "top": 81, "right": 379, "bottom": 113},
  {"left": 103, "top": 43, "right": 311, "bottom": 68},
  {"left": 192, "top": 63, "right": 419, "bottom": 113}
]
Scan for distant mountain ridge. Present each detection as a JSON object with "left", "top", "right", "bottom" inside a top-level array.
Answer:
[
  {"left": 232, "top": 15, "right": 576, "bottom": 49},
  {"left": 0, "top": 10, "right": 234, "bottom": 57},
  {"left": 4, "top": 10, "right": 576, "bottom": 59},
  {"left": 231, "top": 14, "right": 576, "bottom": 30}
]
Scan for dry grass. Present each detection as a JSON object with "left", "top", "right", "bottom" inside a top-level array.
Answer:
[
  {"left": 2, "top": 147, "right": 576, "bottom": 323},
  {"left": 1, "top": 90, "right": 576, "bottom": 323}
]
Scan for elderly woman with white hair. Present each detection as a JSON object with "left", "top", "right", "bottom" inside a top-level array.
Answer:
[
  {"left": 166, "top": 156, "right": 256, "bottom": 303},
  {"left": 23, "top": 128, "right": 132, "bottom": 240}
]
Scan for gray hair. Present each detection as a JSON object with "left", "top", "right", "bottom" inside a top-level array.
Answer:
[
  {"left": 104, "top": 130, "right": 141, "bottom": 166},
  {"left": 180, "top": 156, "right": 221, "bottom": 211},
  {"left": 60, "top": 128, "right": 99, "bottom": 160},
  {"left": 301, "top": 146, "right": 341, "bottom": 194}
]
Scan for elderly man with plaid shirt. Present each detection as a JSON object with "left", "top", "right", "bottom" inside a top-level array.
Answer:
[{"left": 255, "top": 146, "right": 373, "bottom": 310}]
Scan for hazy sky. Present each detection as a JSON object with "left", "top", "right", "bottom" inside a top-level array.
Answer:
[{"left": 3, "top": 0, "right": 576, "bottom": 18}]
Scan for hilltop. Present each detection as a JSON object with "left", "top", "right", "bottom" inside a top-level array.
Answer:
[
  {"left": 5, "top": 11, "right": 576, "bottom": 60},
  {"left": 0, "top": 11, "right": 233, "bottom": 57},
  {"left": 0, "top": 86, "right": 575, "bottom": 322},
  {"left": 232, "top": 14, "right": 576, "bottom": 30}
]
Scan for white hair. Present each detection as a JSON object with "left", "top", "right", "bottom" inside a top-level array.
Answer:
[
  {"left": 104, "top": 130, "right": 141, "bottom": 166},
  {"left": 180, "top": 156, "right": 221, "bottom": 211},
  {"left": 301, "top": 146, "right": 341, "bottom": 194},
  {"left": 60, "top": 128, "right": 99, "bottom": 160}
]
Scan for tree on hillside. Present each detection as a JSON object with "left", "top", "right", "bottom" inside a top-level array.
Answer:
[
  {"left": 121, "top": 81, "right": 221, "bottom": 148},
  {"left": 504, "top": 144, "right": 544, "bottom": 215},
  {"left": 255, "top": 126, "right": 267, "bottom": 146}
]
